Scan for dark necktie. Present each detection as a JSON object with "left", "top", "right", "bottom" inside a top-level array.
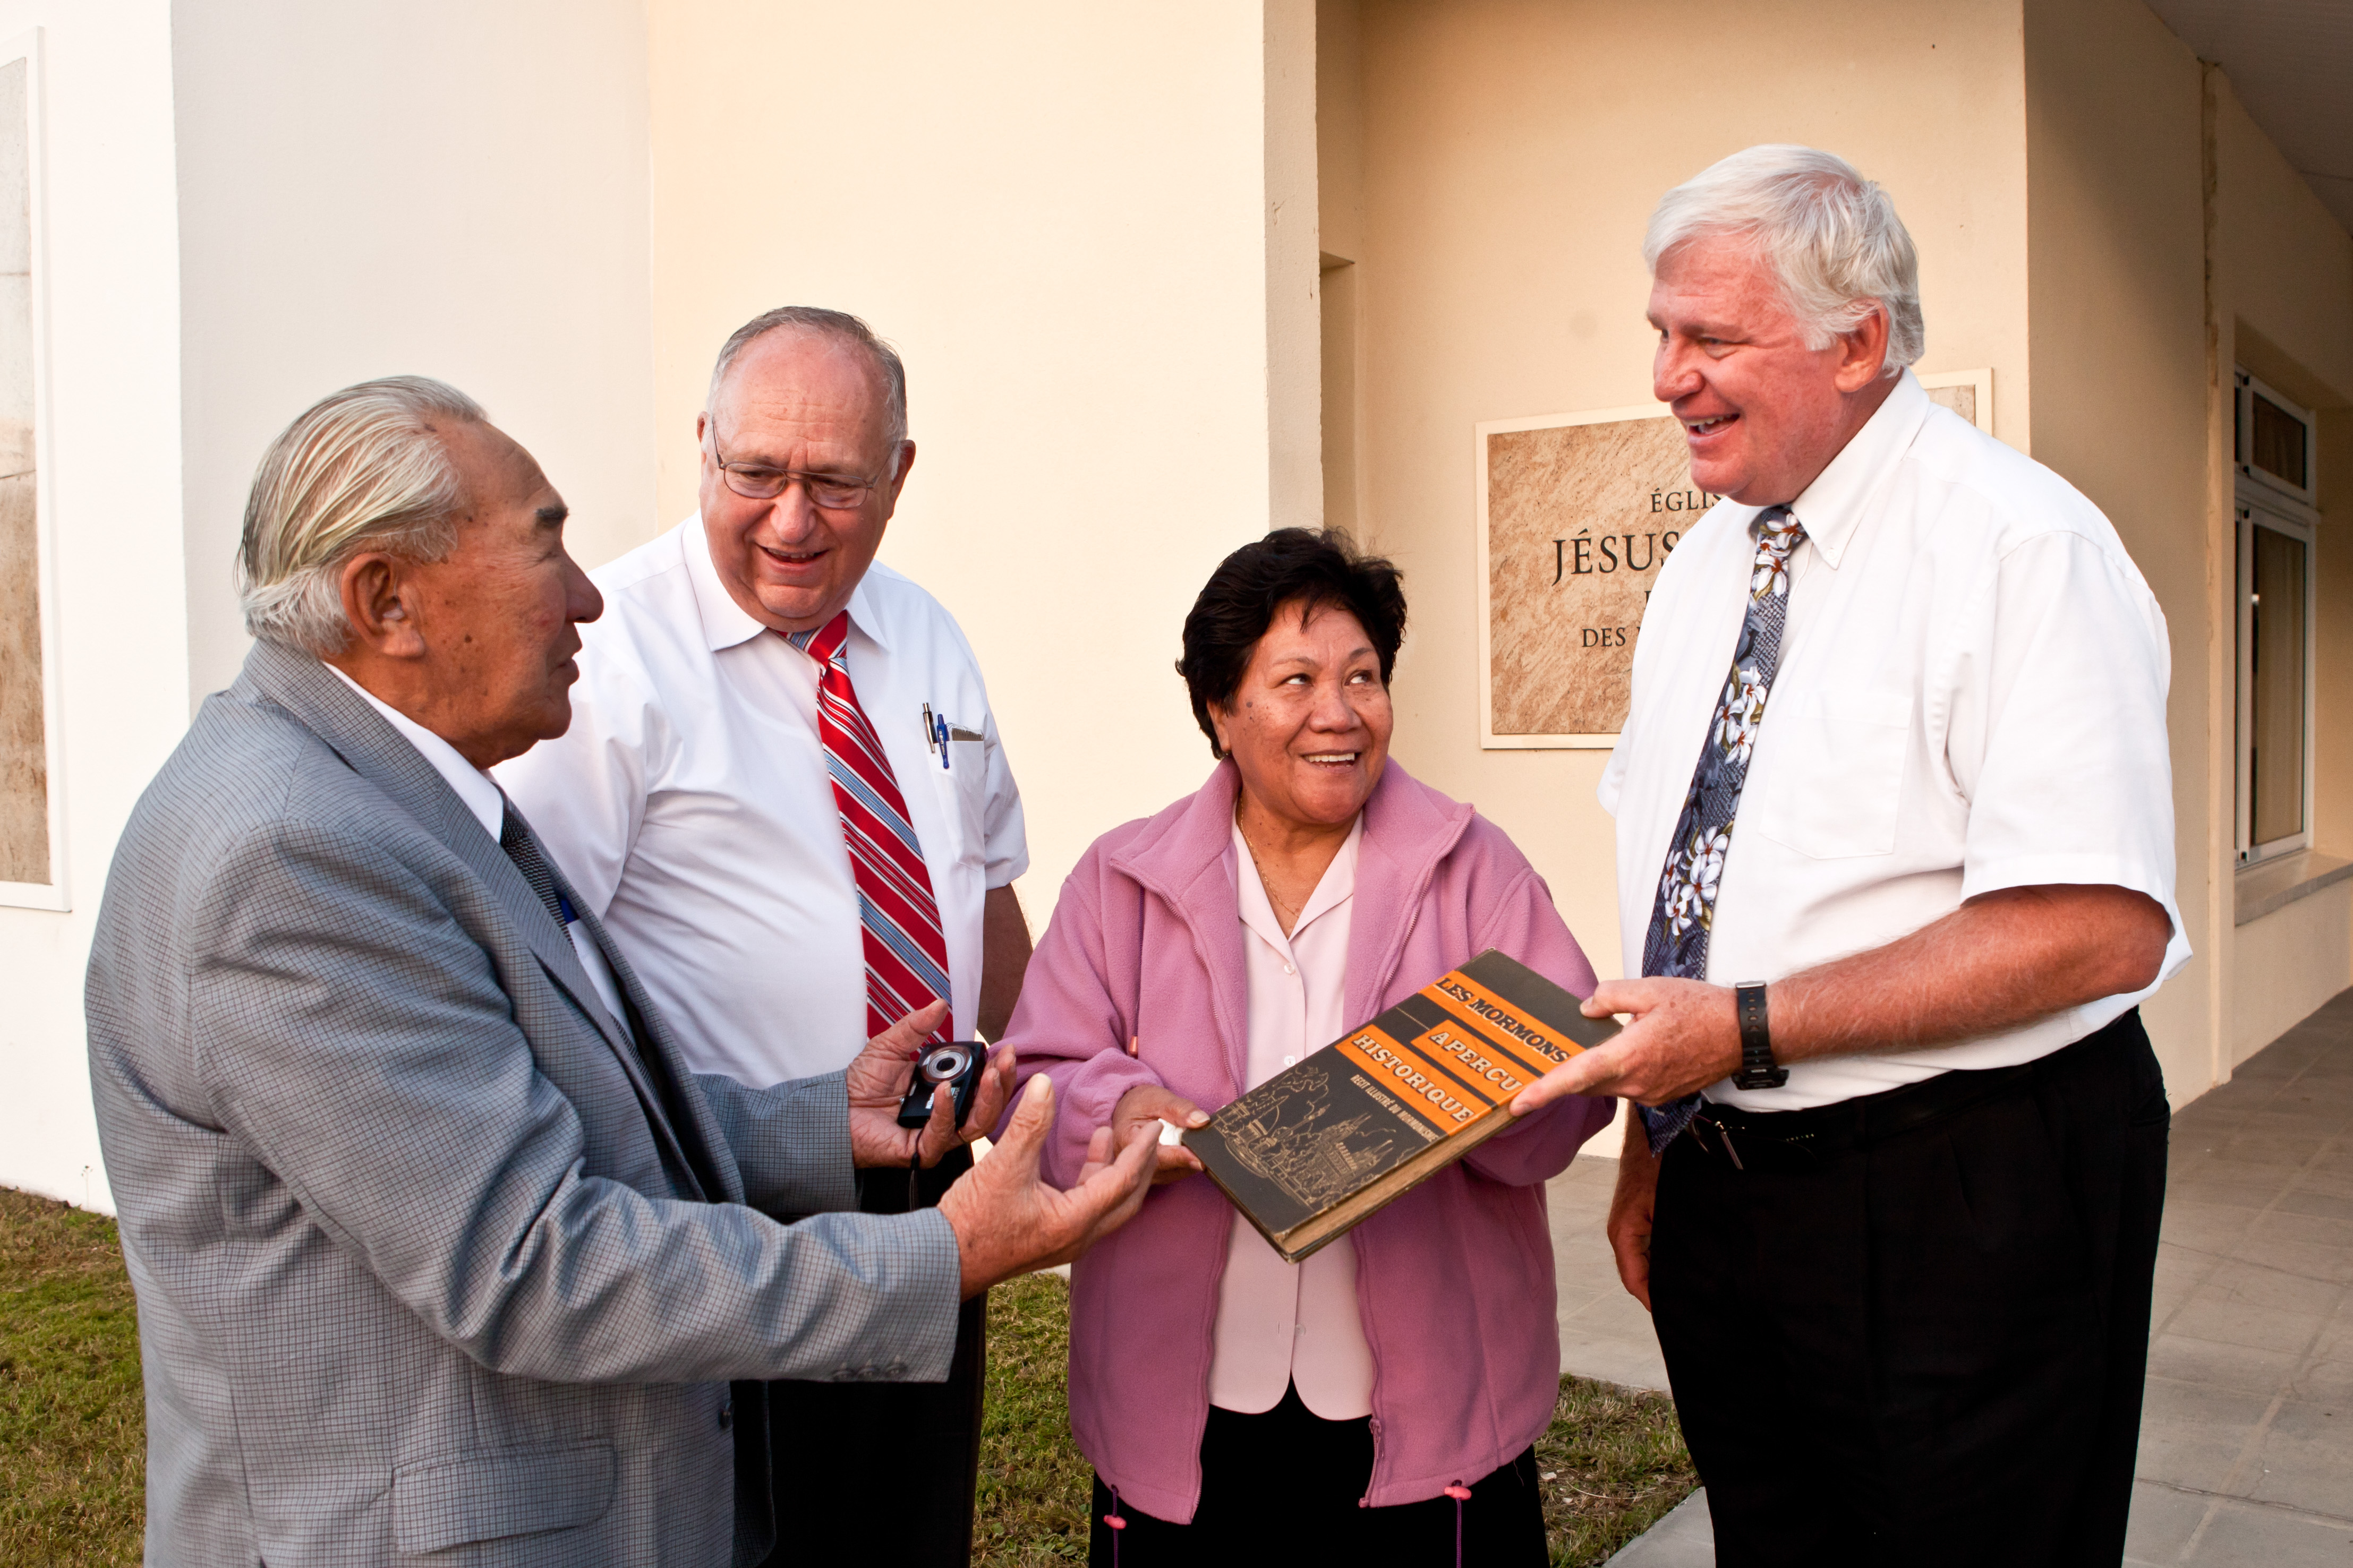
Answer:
[
  {"left": 499, "top": 802, "right": 718, "bottom": 1185},
  {"left": 499, "top": 806, "right": 572, "bottom": 928},
  {"left": 1639, "top": 506, "right": 1806, "bottom": 1153}
]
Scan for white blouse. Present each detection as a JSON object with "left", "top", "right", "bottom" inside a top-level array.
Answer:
[{"left": 1206, "top": 816, "right": 1377, "bottom": 1420}]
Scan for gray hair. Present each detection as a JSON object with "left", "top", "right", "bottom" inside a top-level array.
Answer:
[
  {"left": 1644, "top": 144, "right": 1924, "bottom": 373},
  {"left": 707, "top": 306, "right": 909, "bottom": 457},
  {"left": 237, "top": 376, "right": 485, "bottom": 657}
]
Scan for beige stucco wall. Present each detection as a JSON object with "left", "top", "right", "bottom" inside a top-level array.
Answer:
[
  {"left": 2234, "top": 885, "right": 2353, "bottom": 1063},
  {"left": 2316, "top": 408, "right": 2353, "bottom": 858},
  {"left": 2214, "top": 83, "right": 2353, "bottom": 409},
  {"left": 171, "top": 0, "right": 659, "bottom": 709},
  {"left": 1327, "top": 0, "right": 2033, "bottom": 987},
  {"left": 646, "top": 1, "right": 1320, "bottom": 922},
  {"left": 2022, "top": 0, "right": 2218, "bottom": 1098},
  {"left": 2214, "top": 79, "right": 2353, "bottom": 872},
  {"left": 2206, "top": 74, "right": 2353, "bottom": 1056}
]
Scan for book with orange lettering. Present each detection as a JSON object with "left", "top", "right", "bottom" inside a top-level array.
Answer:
[{"left": 1182, "top": 949, "right": 1618, "bottom": 1262}]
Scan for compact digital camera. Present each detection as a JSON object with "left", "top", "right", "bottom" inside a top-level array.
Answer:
[{"left": 897, "top": 1041, "right": 986, "bottom": 1130}]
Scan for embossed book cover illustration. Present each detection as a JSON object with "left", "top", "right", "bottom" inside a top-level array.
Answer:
[{"left": 1183, "top": 949, "right": 1618, "bottom": 1262}]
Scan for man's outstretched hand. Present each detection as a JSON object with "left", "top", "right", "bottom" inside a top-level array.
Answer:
[
  {"left": 936, "top": 1074, "right": 1157, "bottom": 1299},
  {"left": 1511, "top": 976, "right": 1740, "bottom": 1113},
  {"left": 846, "top": 1001, "right": 1019, "bottom": 1169}
]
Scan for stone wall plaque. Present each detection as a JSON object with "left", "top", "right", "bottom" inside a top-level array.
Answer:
[{"left": 1476, "top": 371, "right": 1992, "bottom": 748}]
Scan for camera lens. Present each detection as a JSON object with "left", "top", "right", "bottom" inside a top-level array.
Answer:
[{"left": 922, "top": 1045, "right": 972, "bottom": 1083}]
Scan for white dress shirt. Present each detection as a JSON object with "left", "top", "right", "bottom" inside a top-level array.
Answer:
[
  {"left": 325, "top": 664, "right": 635, "bottom": 1036},
  {"left": 1206, "top": 817, "right": 1377, "bottom": 1420},
  {"left": 493, "top": 517, "right": 1028, "bottom": 1085},
  {"left": 1601, "top": 370, "right": 2190, "bottom": 1110}
]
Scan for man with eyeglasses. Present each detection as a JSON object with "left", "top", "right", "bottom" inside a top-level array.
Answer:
[{"left": 497, "top": 306, "right": 1030, "bottom": 1565}]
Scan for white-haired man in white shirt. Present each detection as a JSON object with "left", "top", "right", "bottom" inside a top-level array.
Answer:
[
  {"left": 497, "top": 307, "right": 1030, "bottom": 1564},
  {"left": 1514, "top": 147, "right": 2183, "bottom": 1567}
]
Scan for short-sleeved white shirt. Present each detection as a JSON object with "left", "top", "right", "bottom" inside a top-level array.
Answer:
[
  {"left": 1600, "top": 370, "right": 2189, "bottom": 1111},
  {"left": 495, "top": 517, "right": 1028, "bottom": 1086}
]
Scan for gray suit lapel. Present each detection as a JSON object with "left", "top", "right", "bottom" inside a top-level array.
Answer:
[
  {"left": 240, "top": 644, "right": 697, "bottom": 1175},
  {"left": 556, "top": 885, "right": 744, "bottom": 1205}
]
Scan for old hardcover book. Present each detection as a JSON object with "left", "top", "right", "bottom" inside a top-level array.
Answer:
[{"left": 1182, "top": 949, "right": 1619, "bottom": 1263}]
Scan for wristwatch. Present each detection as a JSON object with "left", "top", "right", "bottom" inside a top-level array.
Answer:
[{"left": 1732, "top": 982, "right": 1787, "bottom": 1090}]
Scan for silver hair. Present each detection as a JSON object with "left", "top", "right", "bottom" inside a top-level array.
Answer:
[
  {"left": 237, "top": 376, "right": 485, "bottom": 657},
  {"left": 706, "top": 305, "right": 909, "bottom": 457},
  {"left": 1644, "top": 144, "right": 1924, "bottom": 372}
]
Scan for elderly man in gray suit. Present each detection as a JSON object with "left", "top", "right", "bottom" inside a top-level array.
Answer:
[{"left": 85, "top": 375, "right": 1154, "bottom": 1568}]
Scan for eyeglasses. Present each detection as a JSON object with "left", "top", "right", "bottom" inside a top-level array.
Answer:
[{"left": 706, "top": 423, "right": 886, "bottom": 509}]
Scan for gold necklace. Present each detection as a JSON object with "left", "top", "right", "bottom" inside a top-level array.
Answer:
[{"left": 1237, "top": 812, "right": 1306, "bottom": 928}]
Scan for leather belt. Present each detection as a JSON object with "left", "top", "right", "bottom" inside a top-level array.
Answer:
[{"left": 1680, "top": 1010, "right": 2136, "bottom": 1173}]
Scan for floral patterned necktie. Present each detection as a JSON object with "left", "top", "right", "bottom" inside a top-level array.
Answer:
[{"left": 1638, "top": 505, "right": 1806, "bottom": 1154}]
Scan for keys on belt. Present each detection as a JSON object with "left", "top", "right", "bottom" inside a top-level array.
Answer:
[{"left": 1685, "top": 1109, "right": 1831, "bottom": 1172}]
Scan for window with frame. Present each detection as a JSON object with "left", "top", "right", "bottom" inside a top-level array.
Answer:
[{"left": 2233, "top": 369, "right": 2318, "bottom": 866}]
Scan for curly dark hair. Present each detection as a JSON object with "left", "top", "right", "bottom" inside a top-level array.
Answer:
[{"left": 1176, "top": 528, "right": 1408, "bottom": 759}]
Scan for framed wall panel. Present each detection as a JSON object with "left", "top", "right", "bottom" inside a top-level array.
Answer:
[
  {"left": 1476, "top": 369, "right": 1993, "bottom": 749},
  {"left": 0, "top": 30, "right": 62, "bottom": 911}
]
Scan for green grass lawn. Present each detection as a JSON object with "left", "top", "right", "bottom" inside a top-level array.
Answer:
[
  {"left": 1, "top": 1189, "right": 1694, "bottom": 1566},
  {"left": 0, "top": 1189, "right": 146, "bottom": 1567}
]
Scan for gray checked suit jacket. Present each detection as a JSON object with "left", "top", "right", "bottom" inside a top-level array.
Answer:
[{"left": 86, "top": 641, "right": 963, "bottom": 1567}]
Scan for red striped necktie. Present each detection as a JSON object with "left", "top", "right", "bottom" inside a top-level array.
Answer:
[{"left": 786, "top": 611, "right": 952, "bottom": 1046}]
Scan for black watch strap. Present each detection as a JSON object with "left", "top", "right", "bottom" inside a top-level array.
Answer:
[{"left": 1732, "top": 982, "right": 1787, "bottom": 1090}]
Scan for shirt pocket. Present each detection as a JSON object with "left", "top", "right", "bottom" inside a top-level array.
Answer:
[
  {"left": 1746, "top": 688, "right": 1913, "bottom": 859},
  {"left": 947, "top": 732, "right": 989, "bottom": 869}
]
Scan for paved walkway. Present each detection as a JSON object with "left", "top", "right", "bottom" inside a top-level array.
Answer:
[{"left": 1546, "top": 990, "right": 2353, "bottom": 1566}]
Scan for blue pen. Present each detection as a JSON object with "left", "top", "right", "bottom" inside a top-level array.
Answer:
[{"left": 935, "top": 712, "right": 951, "bottom": 768}]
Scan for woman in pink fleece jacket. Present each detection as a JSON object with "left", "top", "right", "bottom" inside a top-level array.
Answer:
[{"left": 1000, "top": 529, "right": 1616, "bottom": 1566}]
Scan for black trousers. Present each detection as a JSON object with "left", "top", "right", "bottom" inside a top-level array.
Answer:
[
  {"left": 761, "top": 1146, "right": 986, "bottom": 1567},
  {"left": 1650, "top": 1009, "right": 2169, "bottom": 1568},
  {"left": 1087, "top": 1383, "right": 1548, "bottom": 1567}
]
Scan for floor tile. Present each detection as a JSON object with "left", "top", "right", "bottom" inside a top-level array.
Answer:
[
  {"left": 2183, "top": 1496, "right": 2353, "bottom": 1566},
  {"left": 2245, "top": 1401, "right": 2353, "bottom": 1518},
  {"left": 2193, "top": 1259, "right": 2346, "bottom": 1319},
  {"left": 2203, "top": 1141, "right": 2328, "bottom": 1175},
  {"left": 2254, "top": 1209, "right": 2353, "bottom": 1251},
  {"left": 2164, "top": 1292, "right": 2328, "bottom": 1355},
  {"left": 1565, "top": 1288, "right": 1665, "bottom": 1340},
  {"left": 2293, "top": 1165, "right": 2353, "bottom": 1201},
  {"left": 2122, "top": 1478, "right": 2209, "bottom": 1562},
  {"left": 2314, "top": 1304, "right": 2353, "bottom": 1362},
  {"left": 2135, "top": 1380, "right": 2271, "bottom": 1494},
  {"left": 2273, "top": 1186, "right": 2353, "bottom": 1223},
  {"left": 1559, "top": 1333, "right": 1672, "bottom": 1394},
  {"left": 1605, "top": 1488, "right": 1712, "bottom": 1565},
  {"left": 2289, "top": 1355, "right": 2353, "bottom": 1405},
  {"left": 2144, "top": 1332, "right": 2300, "bottom": 1395},
  {"left": 2151, "top": 1241, "right": 2221, "bottom": 1311},
  {"left": 2168, "top": 1179, "right": 2295, "bottom": 1218},
  {"left": 2162, "top": 1195, "right": 2271, "bottom": 1238},
  {"left": 2222, "top": 1230, "right": 2353, "bottom": 1286}
]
